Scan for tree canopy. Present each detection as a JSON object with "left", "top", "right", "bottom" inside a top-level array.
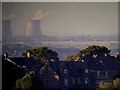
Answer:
[
  {"left": 15, "top": 71, "right": 35, "bottom": 90},
  {"left": 98, "top": 78, "right": 120, "bottom": 89},
  {"left": 64, "top": 45, "right": 111, "bottom": 61},
  {"left": 98, "top": 81, "right": 113, "bottom": 89},
  {"left": 23, "top": 47, "right": 59, "bottom": 62},
  {"left": 79, "top": 45, "right": 111, "bottom": 56}
]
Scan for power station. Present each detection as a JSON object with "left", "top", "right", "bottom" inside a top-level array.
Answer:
[
  {"left": 2, "top": 19, "right": 42, "bottom": 43},
  {"left": 25, "top": 20, "right": 42, "bottom": 38}
]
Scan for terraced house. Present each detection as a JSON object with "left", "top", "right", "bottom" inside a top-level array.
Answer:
[{"left": 2, "top": 52, "right": 120, "bottom": 89}]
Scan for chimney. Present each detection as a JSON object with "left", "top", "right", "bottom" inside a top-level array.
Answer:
[
  {"left": 26, "top": 50, "right": 31, "bottom": 58},
  {"left": 3, "top": 52, "right": 8, "bottom": 60},
  {"left": 32, "top": 20, "right": 42, "bottom": 37}
]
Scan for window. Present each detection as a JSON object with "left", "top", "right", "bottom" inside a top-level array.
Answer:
[
  {"left": 64, "top": 68, "right": 67, "bottom": 74},
  {"left": 64, "top": 78, "right": 68, "bottom": 85},
  {"left": 100, "top": 71, "right": 106, "bottom": 76},
  {"left": 85, "top": 78, "right": 88, "bottom": 84},
  {"left": 97, "top": 71, "right": 100, "bottom": 77},
  {"left": 85, "top": 69, "right": 88, "bottom": 73},
  {"left": 78, "top": 77, "right": 80, "bottom": 84},
  {"left": 105, "top": 72, "right": 108, "bottom": 77},
  {"left": 97, "top": 71, "right": 107, "bottom": 77},
  {"left": 40, "top": 69, "right": 43, "bottom": 74},
  {"left": 73, "top": 78, "right": 75, "bottom": 84}
]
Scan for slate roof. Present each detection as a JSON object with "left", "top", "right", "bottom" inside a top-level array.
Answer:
[
  {"left": 6, "top": 55, "right": 120, "bottom": 77},
  {"left": 49, "top": 55, "right": 120, "bottom": 77},
  {"left": 81, "top": 56, "right": 120, "bottom": 71},
  {"left": 60, "top": 61, "right": 80, "bottom": 77},
  {"left": 9, "top": 57, "right": 41, "bottom": 71},
  {"left": 49, "top": 61, "right": 87, "bottom": 77}
]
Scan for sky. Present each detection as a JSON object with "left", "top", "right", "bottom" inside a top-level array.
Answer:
[{"left": 2, "top": 2, "right": 118, "bottom": 37}]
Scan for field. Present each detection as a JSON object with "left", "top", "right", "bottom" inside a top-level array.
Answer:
[{"left": 41, "top": 40, "right": 118, "bottom": 47}]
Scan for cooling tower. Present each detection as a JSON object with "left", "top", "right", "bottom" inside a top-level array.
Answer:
[
  {"left": 32, "top": 20, "right": 42, "bottom": 37},
  {"left": 2, "top": 20, "right": 12, "bottom": 41},
  {"left": 25, "top": 20, "right": 42, "bottom": 38},
  {"left": 25, "top": 20, "right": 33, "bottom": 37}
]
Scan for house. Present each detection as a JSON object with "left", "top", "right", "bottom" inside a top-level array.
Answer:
[
  {"left": 2, "top": 52, "right": 120, "bottom": 89},
  {"left": 48, "top": 55, "right": 120, "bottom": 89},
  {"left": 81, "top": 55, "right": 120, "bottom": 87},
  {"left": 2, "top": 52, "right": 60, "bottom": 89},
  {"left": 48, "top": 60, "right": 94, "bottom": 89},
  {"left": 2, "top": 56, "right": 25, "bottom": 90}
]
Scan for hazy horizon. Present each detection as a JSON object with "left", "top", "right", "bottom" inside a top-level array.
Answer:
[{"left": 2, "top": 2, "right": 118, "bottom": 37}]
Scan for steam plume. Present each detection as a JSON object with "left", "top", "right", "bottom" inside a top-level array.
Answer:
[{"left": 31, "top": 10, "right": 49, "bottom": 20}]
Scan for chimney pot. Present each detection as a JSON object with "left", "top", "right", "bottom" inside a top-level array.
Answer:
[
  {"left": 26, "top": 50, "right": 31, "bottom": 58},
  {"left": 4, "top": 52, "right": 8, "bottom": 60}
]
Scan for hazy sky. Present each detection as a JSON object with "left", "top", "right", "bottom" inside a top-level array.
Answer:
[{"left": 2, "top": 2, "right": 118, "bottom": 36}]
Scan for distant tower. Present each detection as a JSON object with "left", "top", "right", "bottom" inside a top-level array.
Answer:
[
  {"left": 32, "top": 20, "right": 42, "bottom": 37},
  {"left": 2, "top": 20, "right": 12, "bottom": 41},
  {"left": 25, "top": 20, "right": 42, "bottom": 38}
]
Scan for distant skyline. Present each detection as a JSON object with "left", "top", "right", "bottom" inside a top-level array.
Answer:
[{"left": 2, "top": 2, "right": 118, "bottom": 37}]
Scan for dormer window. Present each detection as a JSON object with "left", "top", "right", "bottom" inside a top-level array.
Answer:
[
  {"left": 64, "top": 68, "right": 67, "bottom": 74},
  {"left": 85, "top": 69, "right": 88, "bottom": 73}
]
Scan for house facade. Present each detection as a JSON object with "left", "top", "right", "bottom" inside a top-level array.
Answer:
[{"left": 2, "top": 52, "right": 120, "bottom": 89}]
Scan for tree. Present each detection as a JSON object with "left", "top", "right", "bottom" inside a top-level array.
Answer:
[
  {"left": 3, "top": 59, "right": 25, "bottom": 90},
  {"left": 113, "top": 78, "right": 120, "bottom": 89},
  {"left": 64, "top": 45, "right": 111, "bottom": 61},
  {"left": 22, "top": 47, "right": 59, "bottom": 62},
  {"left": 15, "top": 71, "right": 35, "bottom": 90},
  {"left": 98, "top": 78, "right": 120, "bottom": 90},
  {"left": 79, "top": 45, "right": 111, "bottom": 56},
  {"left": 98, "top": 81, "right": 113, "bottom": 89}
]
